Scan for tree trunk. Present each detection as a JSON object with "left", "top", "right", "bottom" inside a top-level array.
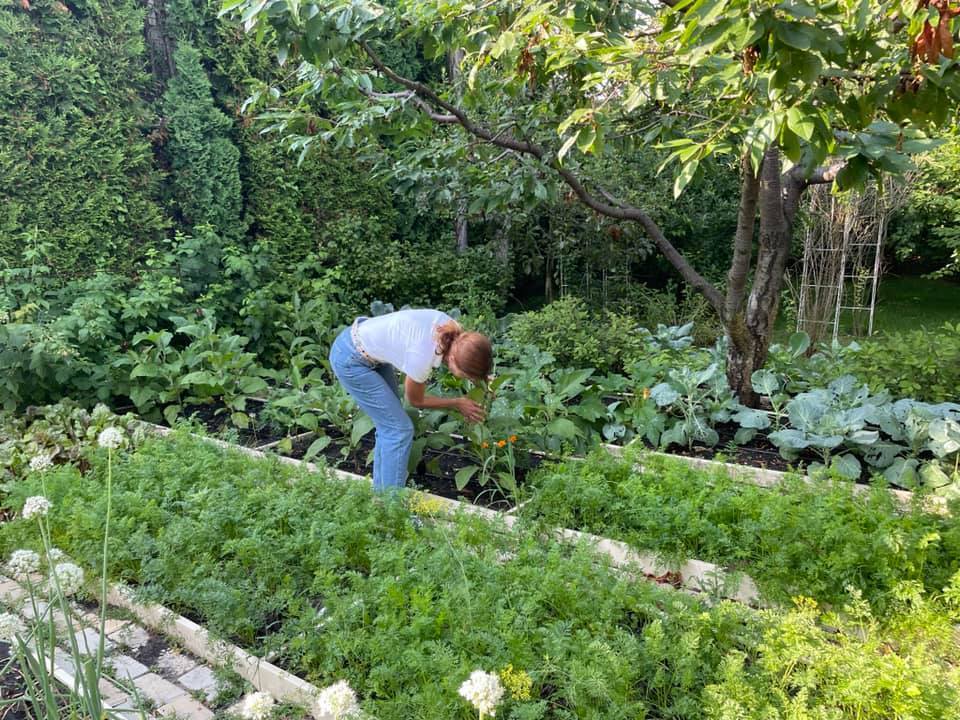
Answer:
[
  {"left": 455, "top": 198, "right": 468, "bottom": 253},
  {"left": 725, "top": 147, "right": 794, "bottom": 405},
  {"left": 545, "top": 252, "right": 555, "bottom": 302},
  {"left": 142, "top": 0, "right": 176, "bottom": 97},
  {"left": 448, "top": 49, "right": 469, "bottom": 253},
  {"left": 494, "top": 219, "right": 509, "bottom": 264}
]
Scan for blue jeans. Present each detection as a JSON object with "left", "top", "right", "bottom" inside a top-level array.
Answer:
[{"left": 328, "top": 325, "right": 413, "bottom": 491}]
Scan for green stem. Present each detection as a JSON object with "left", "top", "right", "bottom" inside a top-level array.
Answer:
[{"left": 97, "top": 448, "right": 112, "bottom": 679}]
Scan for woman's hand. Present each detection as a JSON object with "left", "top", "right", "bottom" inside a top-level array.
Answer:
[{"left": 457, "top": 397, "right": 486, "bottom": 423}]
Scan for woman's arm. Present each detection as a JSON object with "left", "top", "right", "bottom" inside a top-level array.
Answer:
[{"left": 405, "top": 377, "right": 485, "bottom": 423}]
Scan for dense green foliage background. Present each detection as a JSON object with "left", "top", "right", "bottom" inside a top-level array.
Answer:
[
  {"left": 1, "top": 0, "right": 958, "bottom": 416},
  {"left": 0, "top": 0, "right": 746, "bottom": 304},
  {"left": 0, "top": 0, "right": 166, "bottom": 276}
]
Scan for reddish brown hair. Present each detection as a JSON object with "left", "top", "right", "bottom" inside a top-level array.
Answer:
[{"left": 436, "top": 321, "right": 493, "bottom": 382}]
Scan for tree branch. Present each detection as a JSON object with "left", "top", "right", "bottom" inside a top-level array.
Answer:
[
  {"left": 782, "top": 160, "right": 843, "bottom": 228},
  {"left": 359, "top": 41, "right": 725, "bottom": 314},
  {"left": 806, "top": 163, "right": 845, "bottom": 186}
]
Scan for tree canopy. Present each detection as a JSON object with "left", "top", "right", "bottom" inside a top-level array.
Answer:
[{"left": 226, "top": 0, "right": 960, "bottom": 398}]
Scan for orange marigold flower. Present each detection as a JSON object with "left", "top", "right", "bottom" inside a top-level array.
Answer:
[
  {"left": 509, "top": 435, "right": 518, "bottom": 443},
  {"left": 481, "top": 442, "right": 489, "bottom": 448},
  {"left": 497, "top": 440, "right": 507, "bottom": 448}
]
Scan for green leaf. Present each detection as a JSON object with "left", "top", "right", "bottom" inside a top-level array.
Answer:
[
  {"left": 831, "top": 454, "right": 861, "bottom": 479},
  {"left": 230, "top": 412, "right": 250, "bottom": 429},
  {"left": 163, "top": 404, "right": 182, "bottom": 427},
  {"left": 920, "top": 461, "right": 951, "bottom": 489},
  {"left": 786, "top": 107, "right": 816, "bottom": 141},
  {"left": 304, "top": 435, "right": 332, "bottom": 461},
  {"left": 558, "top": 108, "right": 593, "bottom": 136},
  {"left": 744, "top": 114, "right": 778, "bottom": 174},
  {"left": 775, "top": 21, "right": 815, "bottom": 50},
  {"left": 835, "top": 155, "right": 869, "bottom": 191},
  {"left": 769, "top": 428, "right": 810, "bottom": 450},
  {"left": 490, "top": 31, "right": 517, "bottom": 59},
  {"left": 546, "top": 417, "right": 579, "bottom": 440},
  {"left": 455, "top": 465, "right": 479, "bottom": 490},
  {"left": 901, "top": 138, "right": 946, "bottom": 154},
  {"left": 239, "top": 377, "right": 269, "bottom": 394},
  {"left": 787, "top": 331, "right": 811, "bottom": 357},
  {"left": 350, "top": 414, "right": 375, "bottom": 446},
  {"left": 623, "top": 86, "right": 644, "bottom": 112},
  {"left": 130, "top": 364, "right": 161, "bottom": 379},
  {"left": 650, "top": 382, "right": 680, "bottom": 407},
  {"left": 576, "top": 126, "right": 597, "bottom": 154},
  {"left": 673, "top": 159, "right": 699, "bottom": 198},
  {"left": 269, "top": 393, "right": 303, "bottom": 408},
  {"left": 883, "top": 457, "right": 918, "bottom": 488},
  {"left": 777, "top": 0, "right": 817, "bottom": 19},
  {"left": 557, "top": 133, "right": 579, "bottom": 163},
  {"left": 660, "top": 422, "right": 688, "bottom": 448},
  {"left": 751, "top": 369, "right": 781, "bottom": 396},
  {"left": 552, "top": 368, "right": 595, "bottom": 399},
  {"left": 180, "top": 371, "right": 218, "bottom": 387},
  {"left": 733, "top": 406, "right": 771, "bottom": 430}
]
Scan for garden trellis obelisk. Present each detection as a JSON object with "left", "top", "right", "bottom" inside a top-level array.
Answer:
[{"left": 796, "top": 179, "right": 908, "bottom": 344}]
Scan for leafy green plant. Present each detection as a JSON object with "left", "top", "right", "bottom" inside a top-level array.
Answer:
[
  {"left": 490, "top": 355, "right": 605, "bottom": 455},
  {"left": 120, "top": 313, "right": 269, "bottom": 429},
  {"left": 0, "top": 427, "right": 147, "bottom": 720},
  {"left": 704, "top": 589, "right": 960, "bottom": 720},
  {"left": 0, "top": 402, "right": 142, "bottom": 486},
  {"left": 3, "top": 429, "right": 769, "bottom": 720},
  {"left": 505, "top": 296, "right": 647, "bottom": 373},
  {"left": 650, "top": 363, "right": 737, "bottom": 449},
  {"left": 4, "top": 422, "right": 960, "bottom": 719},
  {"left": 767, "top": 376, "right": 891, "bottom": 480},
  {"left": 523, "top": 448, "right": 960, "bottom": 611},
  {"left": 839, "top": 322, "right": 960, "bottom": 403},
  {"left": 453, "top": 432, "right": 522, "bottom": 501},
  {"left": 602, "top": 363, "right": 666, "bottom": 447}
]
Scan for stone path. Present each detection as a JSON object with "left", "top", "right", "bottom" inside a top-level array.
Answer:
[{"left": 0, "top": 575, "right": 245, "bottom": 719}]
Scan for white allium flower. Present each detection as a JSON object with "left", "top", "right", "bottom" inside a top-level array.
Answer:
[
  {"left": 459, "top": 670, "right": 504, "bottom": 718},
  {"left": 47, "top": 548, "right": 67, "bottom": 564},
  {"left": 239, "top": 691, "right": 275, "bottom": 720},
  {"left": 22, "top": 496, "right": 51, "bottom": 520},
  {"left": 28, "top": 455, "right": 53, "bottom": 473},
  {"left": 50, "top": 562, "right": 84, "bottom": 596},
  {"left": 0, "top": 612, "right": 25, "bottom": 642},
  {"left": 6, "top": 550, "right": 40, "bottom": 580},
  {"left": 314, "top": 680, "right": 359, "bottom": 719},
  {"left": 97, "top": 427, "right": 124, "bottom": 450}
]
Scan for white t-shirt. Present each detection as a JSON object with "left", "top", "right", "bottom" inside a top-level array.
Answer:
[{"left": 355, "top": 309, "right": 453, "bottom": 383}]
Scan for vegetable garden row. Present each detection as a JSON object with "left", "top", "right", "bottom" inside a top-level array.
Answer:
[
  {"left": 114, "top": 320, "right": 960, "bottom": 505},
  {"left": 1, "top": 402, "right": 959, "bottom": 719}
]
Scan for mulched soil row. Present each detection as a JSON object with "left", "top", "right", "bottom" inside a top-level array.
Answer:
[
  {"left": 280, "top": 431, "right": 542, "bottom": 511},
  {"left": 158, "top": 400, "right": 920, "bottom": 493},
  {"left": 618, "top": 421, "right": 919, "bottom": 490}
]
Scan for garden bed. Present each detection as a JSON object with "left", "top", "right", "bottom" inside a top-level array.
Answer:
[
  {"left": 7, "top": 429, "right": 772, "bottom": 718},
  {"left": 5, "top": 419, "right": 960, "bottom": 718},
  {"left": 609, "top": 419, "right": 934, "bottom": 490},
  {"left": 602, "top": 444, "right": 947, "bottom": 515},
  {"left": 523, "top": 448, "right": 960, "bottom": 609},
  {"left": 0, "top": 641, "right": 30, "bottom": 720},
  {"left": 279, "top": 431, "right": 538, "bottom": 511},
  {"left": 177, "top": 400, "right": 289, "bottom": 448}
]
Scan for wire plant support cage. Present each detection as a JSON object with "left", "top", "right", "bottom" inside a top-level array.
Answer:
[{"left": 796, "top": 177, "right": 910, "bottom": 344}]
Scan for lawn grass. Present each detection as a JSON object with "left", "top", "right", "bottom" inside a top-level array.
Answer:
[
  {"left": 776, "top": 274, "right": 960, "bottom": 342},
  {"left": 871, "top": 275, "right": 960, "bottom": 333}
]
